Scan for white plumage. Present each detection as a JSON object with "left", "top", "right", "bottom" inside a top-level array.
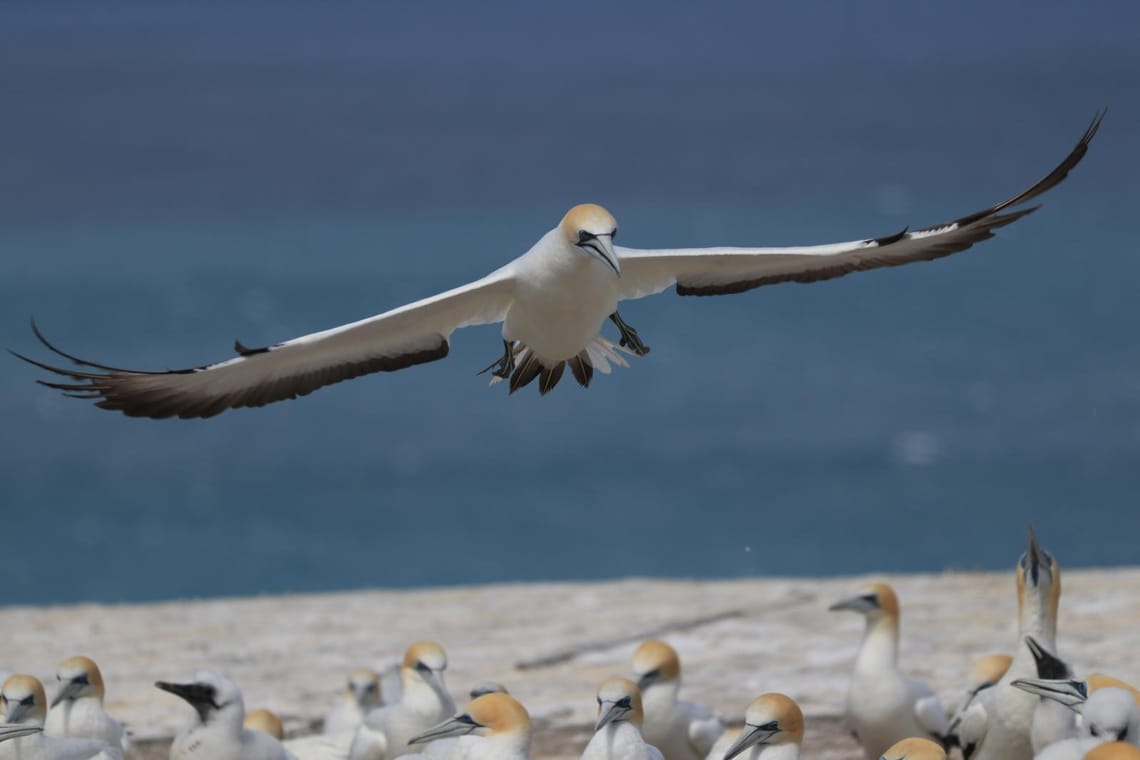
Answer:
[{"left": 44, "top": 657, "right": 131, "bottom": 759}]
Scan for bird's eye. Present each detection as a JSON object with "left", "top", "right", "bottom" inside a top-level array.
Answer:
[
  {"left": 456, "top": 714, "right": 478, "bottom": 726},
  {"left": 20, "top": 696, "right": 34, "bottom": 707},
  {"left": 610, "top": 229, "right": 617, "bottom": 240},
  {"left": 760, "top": 721, "right": 779, "bottom": 731},
  {"left": 578, "top": 230, "right": 596, "bottom": 244},
  {"left": 596, "top": 697, "right": 603, "bottom": 705},
  {"left": 617, "top": 697, "right": 631, "bottom": 708},
  {"left": 415, "top": 661, "right": 432, "bottom": 673}
]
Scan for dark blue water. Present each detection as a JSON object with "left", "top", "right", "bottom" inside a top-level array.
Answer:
[{"left": 2, "top": 2, "right": 1139, "bottom": 605}]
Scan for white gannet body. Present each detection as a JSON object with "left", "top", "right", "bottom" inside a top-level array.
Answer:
[
  {"left": 407, "top": 693, "right": 531, "bottom": 760},
  {"left": 45, "top": 657, "right": 131, "bottom": 758},
  {"left": 15, "top": 113, "right": 1105, "bottom": 418},
  {"left": 0, "top": 675, "right": 118, "bottom": 760},
  {"left": 1013, "top": 681, "right": 1140, "bottom": 759},
  {"left": 830, "top": 583, "right": 950, "bottom": 759},
  {"left": 582, "top": 678, "right": 663, "bottom": 760},
  {"left": 326, "top": 670, "right": 383, "bottom": 736},
  {"left": 631, "top": 640, "right": 724, "bottom": 760},
  {"left": 879, "top": 737, "right": 947, "bottom": 760},
  {"left": 708, "top": 693, "right": 803, "bottom": 760},
  {"left": 1018, "top": 637, "right": 1080, "bottom": 752},
  {"left": 364, "top": 642, "right": 456, "bottom": 759},
  {"left": 155, "top": 670, "right": 293, "bottom": 760},
  {"left": 956, "top": 703, "right": 990, "bottom": 760},
  {"left": 949, "top": 654, "right": 1013, "bottom": 756},
  {"left": 974, "top": 528, "right": 1062, "bottom": 760}
]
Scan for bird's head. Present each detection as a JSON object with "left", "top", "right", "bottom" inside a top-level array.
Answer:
[
  {"left": 346, "top": 668, "right": 382, "bottom": 709},
  {"left": 594, "top": 677, "right": 644, "bottom": 731},
  {"left": 1016, "top": 526, "right": 1061, "bottom": 628},
  {"left": 244, "top": 708, "right": 285, "bottom": 740},
  {"left": 829, "top": 582, "right": 901, "bottom": 625},
  {"left": 408, "top": 693, "right": 531, "bottom": 745},
  {"left": 52, "top": 655, "right": 106, "bottom": 707},
  {"left": 723, "top": 693, "right": 804, "bottom": 759},
  {"left": 401, "top": 641, "right": 451, "bottom": 703},
  {"left": 560, "top": 203, "right": 620, "bottom": 276},
  {"left": 155, "top": 670, "right": 244, "bottom": 725},
  {"left": 1, "top": 675, "right": 47, "bottom": 726},
  {"left": 879, "top": 737, "right": 947, "bottom": 760},
  {"left": 631, "top": 639, "right": 681, "bottom": 692}
]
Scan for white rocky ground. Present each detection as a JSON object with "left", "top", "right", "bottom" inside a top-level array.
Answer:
[{"left": 2, "top": 569, "right": 1138, "bottom": 759}]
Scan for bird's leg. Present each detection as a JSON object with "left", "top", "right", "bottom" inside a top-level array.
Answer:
[
  {"left": 478, "top": 339, "right": 516, "bottom": 379},
  {"left": 609, "top": 312, "right": 650, "bottom": 356}
]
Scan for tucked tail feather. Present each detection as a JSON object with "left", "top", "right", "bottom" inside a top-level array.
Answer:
[{"left": 487, "top": 336, "right": 635, "bottom": 394}]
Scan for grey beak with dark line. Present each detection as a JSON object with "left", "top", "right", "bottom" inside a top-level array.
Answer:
[
  {"left": 0, "top": 725, "right": 42, "bottom": 741},
  {"left": 595, "top": 701, "right": 631, "bottom": 732},
  {"left": 407, "top": 714, "right": 479, "bottom": 745},
  {"left": 829, "top": 594, "right": 878, "bottom": 614},
  {"left": 578, "top": 232, "right": 620, "bottom": 276},
  {"left": 723, "top": 722, "right": 781, "bottom": 760},
  {"left": 50, "top": 679, "right": 85, "bottom": 708},
  {"left": 1010, "top": 677, "right": 1088, "bottom": 709}
]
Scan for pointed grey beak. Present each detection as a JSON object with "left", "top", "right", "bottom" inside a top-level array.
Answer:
[
  {"left": 50, "top": 680, "right": 85, "bottom": 709},
  {"left": 829, "top": 593, "right": 878, "bottom": 614},
  {"left": 0, "top": 724, "right": 42, "bottom": 742},
  {"left": 595, "top": 701, "right": 631, "bottom": 732},
  {"left": 581, "top": 235, "right": 620, "bottom": 277},
  {"left": 407, "top": 714, "right": 479, "bottom": 745},
  {"left": 3, "top": 702, "right": 33, "bottom": 725},
  {"left": 1010, "top": 677, "right": 1088, "bottom": 709},
  {"left": 723, "top": 724, "right": 780, "bottom": 760},
  {"left": 1024, "top": 636, "right": 1071, "bottom": 680}
]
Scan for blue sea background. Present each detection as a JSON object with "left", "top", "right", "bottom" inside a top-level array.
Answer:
[{"left": 1, "top": 2, "right": 1138, "bottom": 605}]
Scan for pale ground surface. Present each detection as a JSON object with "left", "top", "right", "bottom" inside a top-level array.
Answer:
[{"left": 2, "top": 569, "right": 1139, "bottom": 759}]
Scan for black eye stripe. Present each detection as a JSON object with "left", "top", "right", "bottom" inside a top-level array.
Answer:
[{"left": 578, "top": 230, "right": 596, "bottom": 244}]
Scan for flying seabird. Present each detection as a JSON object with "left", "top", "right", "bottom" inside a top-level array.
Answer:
[{"left": 11, "top": 112, "right": 1104, "bottom": 419}]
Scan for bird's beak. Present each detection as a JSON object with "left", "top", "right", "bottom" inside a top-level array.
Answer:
[
  {"left": 723, "top": 724, "right": 780, "bottom": 760},
  {"left": 829, "top": 593, "right": 878, "bottom": 614},
  {"left": 583, "top": 235, "right": 620, "bottom": 277},
  {"left": 1022, "top": 524, "right": 1050, "bottom": 586},
  {"left": 4, "top": 701, "right": 32, "bottom": 725},
  {"left": 1024, "top": 636, "right": 1070, "bottom": 680},
  {"left": 423, "top": 669, "right": 454, "bottom": 712},
  {"left": 50, "top": 680, "right": 84, "bottom": 708},
  {"left": 1010, "top": 677, "right": 1088, "bottom": 710},
  {"left": 407, "top": 715, "right": 478, "bottom": 745},
  {"left": 0, "top": 724, "right": 41, "bottom": 741},
  {"left": 595, "top": 701, "right": 631, "bottom": 732},
  {"left": 155, "top": 681, "right": 210, "bottom": 704}
]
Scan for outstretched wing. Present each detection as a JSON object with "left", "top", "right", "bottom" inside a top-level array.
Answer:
[
  {"left": 13, "top": 271, "right": 516, "bottom": 419},
  {"left": 616, "top": 111, "right": 1104, "bottom": 300}
]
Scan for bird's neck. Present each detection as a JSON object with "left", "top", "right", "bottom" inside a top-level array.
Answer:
[
  {"left": 401, "top": 679, "right": 454, "bottom": 717},
  {"left": 855, "top": 614, "right": 900, "bottom": 673},
  {"left": 473, "top": 730, "right": 530, "bottom": 760},
  {"left": 1017, "top": 591, "right": 1056, "bottom": 646}
]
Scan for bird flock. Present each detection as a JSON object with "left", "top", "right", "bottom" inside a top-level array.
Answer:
[{"left": 2, "top": 530, "right": 1136, "bottom": 760}]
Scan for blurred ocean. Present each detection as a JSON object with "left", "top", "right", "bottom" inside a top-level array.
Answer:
[{"left": 2, "top": 2, "right": 1138, "bottom": 604}]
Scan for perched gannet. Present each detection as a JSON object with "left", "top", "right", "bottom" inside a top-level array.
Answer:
[
  {"left": 1018, "top": 636, "right": 1080, "bottom": 752},
  {"left": 706, "top": 693, "right": 804, "bottom": 760},
  {"left": 246, "top": 709, "right": 286, "bottom": 741},
  {"left": 13, "top": 112, "right": 1104, "bottom": 418},
  {"left": 829, "top": 582, "right": 950, "bottom": 758},
  {"left": 1085, "top": 744, "right": 1140, "bottom": 760},
  {"left": 469, "top": 682, "right": 508, "bottom": 700},
  {"left": 326, "top": 670, "right": 383, "bottom": 735},
  {"left": 631, "top": 639, "right": 724, "bottom": 760},
  {"left": 364, "top": 642, "right": 455, "bottom": 759},
  {"left": 0, "top": 674, "right": 117, "bottom": 760},
  {"left": 45, "top": 657, "right": 131, "bottom": 758},
  {"left": 972, "top": 527, "right": 1062, "bottom": 760},
  {"left": 407, "top": 693, "right": 531, "bottom": 760},
  {"left": 582, "top": 678, "right": 663, "bottom": 760},
  {"left": 879, "top": 737, "right": 947, "bottom": 760},
  {"left": 155, "top": 670, "right": 292, "bottom": 760}
]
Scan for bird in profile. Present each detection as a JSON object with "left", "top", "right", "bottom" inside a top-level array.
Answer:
[
  {"left": 406, "top": 692, "right": 532, "bottom": 760},
  {"left": 0, "top": 674, "right": 118, "bottom": 760},
  {"left": 581, "top": 677, "right": 662, "bottom": 760},
  {"left": 829, "top": 582, "right": 951, "bottom": 759},
  {"left": 363, "top": 642, "right": 455, "bottom": 759},
  {"left": 629, "top": 639, "right": 723, "bottom": 760},
  {"left": 44, "top": 657, "right": 132, "bottom": 758},
  {"left": 706, "top": 693, "right": 804, "bottom": 760},
  {"left": 11, "top": 112, "right": 1103, "bottom": 419}
]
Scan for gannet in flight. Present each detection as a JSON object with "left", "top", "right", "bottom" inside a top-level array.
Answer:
[
  {"left": 407, "top": 692, "right": 532, "bottom": 760},
  {"left": 972, "top": 527, "right": 1062, "bottom": 760},
  {"left": 879, "top": 737, "right": 947, "bottom": 760},
  {"left": 155, "top": 670, "right": 293, "bottom": 760},
  {"left": 325, "top": 670, "right": 383, "bottom": 735},
  {"left": 44, "top": 657, "right": 132, "bottom": 758},
  {"left": 0, "top": 674, "right": 118, "bottom": 760},
  {"left": 630, "top": 639, "right": 724, "bottom": 760},
  {"left": 707, "top": 693, "right": 804, "bottom": 760},
  {"left": 12, "top": 112, "right": 1104, "bottom": 419},
  {"left": 363, "top": 642, "right": 455, "bottom": 759},
  {"left": 829, "top": 582, "right": 951, "bottom": 759},
  {"left": 581, "top": 678, "right": 663, "bottom": 760}
]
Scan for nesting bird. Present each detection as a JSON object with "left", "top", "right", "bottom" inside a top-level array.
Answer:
[
  {"left": 830, "top": 582, "right": 950, "bottom": 759},
  {"left": 155, "top": 670, "right": 292, "bottom": 760},
  {"left": 879, "top": 737, "right": 948, "bottom": 760},
  {"left": 364, "top": 642, "right": 456, "bottom": 759},
  {"left": 0, "top": 674, "right": 118, "bottom": 760},
  {"left": 45, "top": 657, "right": 131, "bottom": 758},
  {"left": 630, "top": 640, "right": 724, "bottom": 760},
  {"left": 407, "top": 693, "right": 532, "bottom": 760},
  {"left": 13, "top": 113, "right": 1103, "bottom": 416},
  {"left": 326, "top": 670, "right": 383, "bottom": 735},
  {"left": 706, "top": 693, "right": 804, "bottom": 760},
  {"left": 581, "top": 677, "right": 662, "bottom": 760},
  {"left": 971, "top": 528, "right": 1062, "bottom": 760}
]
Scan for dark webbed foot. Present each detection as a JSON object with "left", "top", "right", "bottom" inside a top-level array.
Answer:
[
  {"left": 478, "top": 339, "right": 515, "bottom": 379},
  {"left": 609, "top": 312, "right": 650, "bottom": 356}
]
